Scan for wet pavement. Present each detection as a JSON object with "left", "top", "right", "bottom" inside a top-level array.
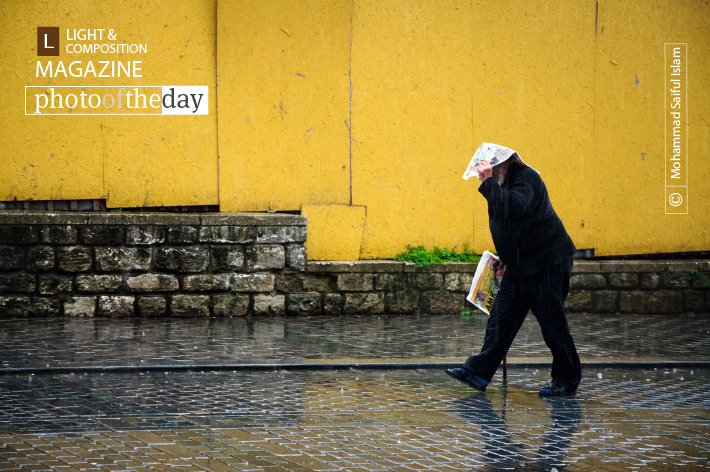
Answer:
[{"left": 1, "top": 313, "right": 709, "bottom": 471}]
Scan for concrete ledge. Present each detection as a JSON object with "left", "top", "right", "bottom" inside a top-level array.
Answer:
[
  {"left": 308, "top": 261, "right": 479, "bottom": 274},
  {"left": 0, "top": 211, "right": 305, "bottom": 226}
]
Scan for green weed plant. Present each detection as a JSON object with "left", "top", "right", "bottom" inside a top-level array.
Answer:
[{"left": 393, "top": 245, "right": 481, "bottom": 267}]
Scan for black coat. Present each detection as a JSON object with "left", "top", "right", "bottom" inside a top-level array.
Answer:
[{"left": 478, "top": 163, "right": 576, "bottom": 279}]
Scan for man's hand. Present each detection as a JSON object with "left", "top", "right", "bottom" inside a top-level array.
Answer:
[{"left": 477, "top": 160, "right": 493, "bottom": 182}]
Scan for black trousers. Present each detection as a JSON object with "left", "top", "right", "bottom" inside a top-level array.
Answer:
[{"left": 463, "top": 258, "right": 581, "bottom": 388}]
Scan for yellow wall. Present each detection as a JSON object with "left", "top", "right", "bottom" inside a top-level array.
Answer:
[
  {"left": 1, "top": 0, "right": 708, "bottom": 258},
  {"left": 351, "top": 0, "right": 475, "bottom": 259},
  {"left": 0, "top": 0, "right": 218, "bottom": 208},
  {"left": 594, "top": 0, "right": 710, "bottom": 255},
  {"left": 217, "top": 0, "right": 351, "bottom": 212}
]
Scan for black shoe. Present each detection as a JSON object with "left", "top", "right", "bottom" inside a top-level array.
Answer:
[
  {"left": 445, "top": 368, "right": 489, "bottom": 392},
  {"left": 539, "top": 381, "right": 577, "bottom": 397}
]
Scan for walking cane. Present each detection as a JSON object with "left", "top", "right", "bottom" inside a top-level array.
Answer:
[{"left": 502, "top": 354, "right": 507, "bottom": 380}]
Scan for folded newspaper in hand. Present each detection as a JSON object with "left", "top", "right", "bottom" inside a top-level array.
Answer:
[
  {"left": 466, "top": 251, "right": 505, "bottom": 315},
  {"left": 462, "top": 142, "right": 537, "bottom": 180}
]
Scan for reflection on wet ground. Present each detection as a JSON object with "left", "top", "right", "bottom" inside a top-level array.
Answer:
[
  {"left": 1, "top": 368, "right": 708, "bottom": 470},
  {"left": 1, "top": 313, "right": 708, "bottom": 368},
  {"left": 1, "top": 313, "right": 709, "bottom": 470}
]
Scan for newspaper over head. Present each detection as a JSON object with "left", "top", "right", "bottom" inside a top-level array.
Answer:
[
  {"left": 466, "top": 251, "right": 505, "bottom": 315},
  {"left": 462, "top": 142, "right": 537, "bottom": 180}
]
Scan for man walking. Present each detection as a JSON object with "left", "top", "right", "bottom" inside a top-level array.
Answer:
[{"left": 447, "top": 144, "right": 581, "bottom": 396}]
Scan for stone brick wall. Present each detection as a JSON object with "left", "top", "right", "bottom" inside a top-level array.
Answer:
[
  {"left": 0, "top": 212, "right": 306, "bottom": 316},
  {"left": 566, "top": 260, "right": 710, "bottom": 314},
  {"left": 1, "top": 211, "right": 708, "bottom": 316}
]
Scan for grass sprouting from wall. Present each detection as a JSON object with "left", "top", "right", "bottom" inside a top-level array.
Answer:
[{"left": 393, "top": 245, "right": 481, "bottom": 267}]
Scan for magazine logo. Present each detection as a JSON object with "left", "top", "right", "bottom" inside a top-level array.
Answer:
[
  {"left": 37, "top": 27, "right": 60, "bottom": 56},
  {"left": 25, "top": 86, "right": 208, "bottom": 115}
]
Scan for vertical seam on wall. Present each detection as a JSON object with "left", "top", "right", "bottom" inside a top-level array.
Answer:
[
  {"left": 593, "top": 0, "right": 598, "bottom": 254},
  {"left": 349, "top": 0, "right": 354, "bottom": 206},
  {"left": 214, "top": 0, "right": 222, "bottom": 210},
  {"left": 471, "top": 0, "right": 475, "bottom": 248}
]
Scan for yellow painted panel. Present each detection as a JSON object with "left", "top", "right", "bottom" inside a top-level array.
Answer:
[
  {"left": 595, "top": 0, "right": 710, "bottom": 255},
  {"left": 0, "top": 0, "right": 218, "bottom": 208},
  {"left": 352, "top": 0, "right": 475, "bottom": 259},
  {"left": 101, "top": 0, "right": 218, "bottom": 208},
  {"left": 470, "top": 0, "right": 597, "bottom": 255},
  {"left": 302, "top": 203, "right": 366, "bottom": 260},
  {"left": 217, "top": 0, "right": 351, "bottom": 212},
  {"left": 0, "top": 0, "right": 104, "bottom": 201}
]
